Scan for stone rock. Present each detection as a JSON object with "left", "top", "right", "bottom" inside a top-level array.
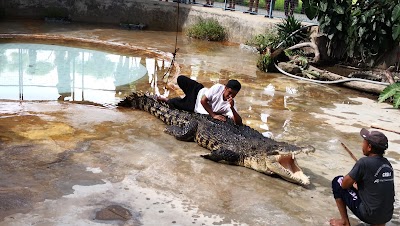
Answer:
[
  {"left": 277, "top": 62, "right": 301, "bottom": 74},
  {"left": 95, "top": 205, "right": 132, "bottom": 221},
  {"left": 239, "top": 43, "right": 258, "bottom": 53}
]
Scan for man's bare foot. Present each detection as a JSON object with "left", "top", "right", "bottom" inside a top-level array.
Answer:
[
  {"left": 157, "top": 95, "right": 169, "bottom": 103},
  {"left": 329, "top": 218, "right": 349, "bottom": 226},
  {"left": 167, "top": 82, "right": 179, "bottom": 91},
  {"left": 166, "top": 82, "right": 185, "bottom": 96}
]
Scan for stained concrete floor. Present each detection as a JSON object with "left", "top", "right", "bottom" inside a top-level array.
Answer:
[{"left": 0, "top": 20, "right": 399, "bottom": 226}]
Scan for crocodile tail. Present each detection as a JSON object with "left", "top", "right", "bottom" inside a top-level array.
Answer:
[
  {"left": 137, "top": 93, "right": 180, "bottom": 126},
  {"left": 117, "top": 92, "right": 137, "bottom": 108},
  {"left": 120, "top": 92, "right": 191, "bottom": 127}
]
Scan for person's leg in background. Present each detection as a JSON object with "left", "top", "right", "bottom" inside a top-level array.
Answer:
[
  {"left": 265, "top": 0, "right": 275, "bottom": 18},
  {"left": 205, "top": 0, "right": 213, "bottom": 6},
  {"left": 250, "top": 0, "right": 259, "bottom": 14},
  {"left": 289, "top": 0, "right": 296, "bottom": 16},
  {"left": 284, "top": 0, "right": 290, "bottom": 16},
  {"left": 245, "top": 0, "right": 255, "bottom": 13},
  {"left": 228, "top": 0, "right": 236, "bottom": 11}
]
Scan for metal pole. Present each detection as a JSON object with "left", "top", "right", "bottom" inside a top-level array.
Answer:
[
  {"left": 18, "top": 48, "right": 23, "bottom": 100},
  {"left": 81, "top": 52, "right": 84, "bottom": 101},
  {"left": 72, "top": 52, "right": 75, "bottom": 101}
]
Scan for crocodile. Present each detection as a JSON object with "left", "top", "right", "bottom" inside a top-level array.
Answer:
[
  {"left": 347, "top": 69, "right": 400, "bottom": 83},
  {"left": 118, "top": 92, "right": 315, "bottom": 185}
]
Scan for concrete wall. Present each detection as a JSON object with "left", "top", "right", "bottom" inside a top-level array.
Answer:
[
  {"left": 183, "top": 6, "right": 278, "bottom": 44},
  {"left": 0, "top": 0, "right": 277, "bottom": 44},
  {"left": 0, "top": 0, "right": 183, "bottom": 31}
]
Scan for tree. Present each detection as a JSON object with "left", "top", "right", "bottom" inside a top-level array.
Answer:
[{"left": 303, "top": 0, "right": 400, "bottom": 67}]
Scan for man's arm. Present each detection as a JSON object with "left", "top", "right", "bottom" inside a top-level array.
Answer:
[
  {"left": 200, "top": 95, "right": 226, "bottom": 122},
  {"left": 341, "top": 174, "right": 357, "bottom": 189},
  {"left": 228, "top": 97, "right": 242, "bottom": 125},
  {"left": 201, "top": 95, "right": 243, "bottom": 125}
]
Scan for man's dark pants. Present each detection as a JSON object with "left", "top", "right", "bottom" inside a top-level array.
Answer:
[
  {"left": 332, "top": 175, "right": 363, "bottom": 220},
  {"left": 168, "top": 75, "right": 204, "bottom": 112}
]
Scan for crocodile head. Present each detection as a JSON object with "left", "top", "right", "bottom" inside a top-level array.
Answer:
[{"left": 243, "top": 144, "right": 315, "bottom": 186}]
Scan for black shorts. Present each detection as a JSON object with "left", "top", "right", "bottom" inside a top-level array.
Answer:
[
  {"left": 332, "top": 176, "right": 363, "bottom": 219},
  {"left": 168, "top": 75, "right": 204, "bottom": 112}
]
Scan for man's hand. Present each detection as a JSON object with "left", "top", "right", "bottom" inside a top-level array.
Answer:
[
  {"left": 228, "top": 97, "right": 235, "bottom": 109},
  {"left": 212, "top": 114, "right": 226, "bottom": 122}
]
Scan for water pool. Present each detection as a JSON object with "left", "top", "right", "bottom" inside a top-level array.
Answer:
[{"left": 0, "top": 43, "right": 171, "bottom": 105}]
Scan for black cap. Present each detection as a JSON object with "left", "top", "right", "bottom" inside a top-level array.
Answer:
[
  {"left": 226, "top": 79, "right": 241, "bottom": 92},
  {"left": 360, "top": 128, "right": 388, "bottom": 149}
]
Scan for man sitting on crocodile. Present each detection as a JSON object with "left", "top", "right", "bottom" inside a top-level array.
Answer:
[
  {"left": 119, "top": 91, "right": 315, "bottom": 186},
  {"left": 157, "top": 75, "right": 243, "bottom": 125}
]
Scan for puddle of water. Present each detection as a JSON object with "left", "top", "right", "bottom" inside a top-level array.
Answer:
[{"left": 0, "top": 43, "right": 172, "bottom": 105}]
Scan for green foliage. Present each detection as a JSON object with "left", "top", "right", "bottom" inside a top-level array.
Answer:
[
  {"left": 284, "top": 48, "right": 306, "bottom": 58},
  {"left": 318, "top": 0, "right": 351, "bottom": 59},
  {"left": 392, "top": 5, "right": 400, "bottom": 41},
  {"left": 378, "top": 82, "right": 400, "bottom": 108},
  {"left": 247, "top": 0, "right": 304, "bottom": 13},
  {"left": 347, "top": 0, "right": 399, "bottom": 66},
  {"left": 275, "top": 16, "right": 310, "bottom": 48},
  {"left": 250, "top": 16, "right": 309, "bottom": 72},
  {"left": 302, "top": 0, "right": 318, "bottom": 19},
  {"left": 257, "top": 53, "right": 273, "bottom": 72},
  {"left": 245, "top": 31, "right": 279, "bottom": 53},
  {"left": 186, "top": 18, "right": 226, "bottom": 41},
  {"left": 303, "top": 0, "right": 400, "bottom": 66}
]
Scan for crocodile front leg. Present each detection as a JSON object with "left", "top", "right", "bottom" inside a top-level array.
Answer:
[
  {"left": 165, "top": 120, "right": 198, "bottom": 141},
  {"left": 201, "top": 148, "right": 241, "bottom": 164}
]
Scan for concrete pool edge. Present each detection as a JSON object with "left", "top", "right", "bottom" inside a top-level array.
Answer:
[{"left": 0, "top": 33, "right": 175, "bottom": 61}]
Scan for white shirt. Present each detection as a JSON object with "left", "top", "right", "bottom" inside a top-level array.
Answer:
[{"left": 194, "top": 84, "right": 236, "bottom": 118}]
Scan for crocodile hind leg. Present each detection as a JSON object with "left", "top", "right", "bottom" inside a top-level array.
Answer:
[
  {"left": 201, "top": 148, "right": 241, "bottom": 164},
  {"left": 165, "top": 120, "right": 198, "bottom": 141}
]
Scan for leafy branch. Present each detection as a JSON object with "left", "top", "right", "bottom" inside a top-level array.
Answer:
[{"left": 378, "top": 83, "right": 400, "bottom": 108}]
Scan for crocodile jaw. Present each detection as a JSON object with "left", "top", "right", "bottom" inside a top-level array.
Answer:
[
  {"left": 243, "top": 147, "right": 314, "bottom": 186},
  {"left": 271, "top": 154, "right": 310, "bottom": 185}
]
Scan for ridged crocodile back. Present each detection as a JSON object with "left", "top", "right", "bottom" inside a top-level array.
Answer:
[
  {"left": 118, "top": 92, "right": 193, "bottom": 127},
  {"left": 119, "top": 92, "right": 310, "bottom": 155}
]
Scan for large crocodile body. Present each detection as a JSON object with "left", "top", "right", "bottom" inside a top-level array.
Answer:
[{"left": 119, "top": 92, "right": 315, "bottom": 185}]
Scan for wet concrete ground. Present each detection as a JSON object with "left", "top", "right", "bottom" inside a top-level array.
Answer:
[{"left": 0, "top": 20, "right": 399, "bottom": 225}]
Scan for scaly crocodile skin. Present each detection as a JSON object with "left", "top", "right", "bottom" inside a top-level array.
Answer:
[
  {"left": 119, "top": 92, "right": 315, "bottom": 185},
  {"left": 348, "top": 70, "right": 400, "bottom": 82}
]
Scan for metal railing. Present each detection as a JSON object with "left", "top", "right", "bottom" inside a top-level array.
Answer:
[{"left": 157, "top": 0, "right": 317, "bottom": 24}]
